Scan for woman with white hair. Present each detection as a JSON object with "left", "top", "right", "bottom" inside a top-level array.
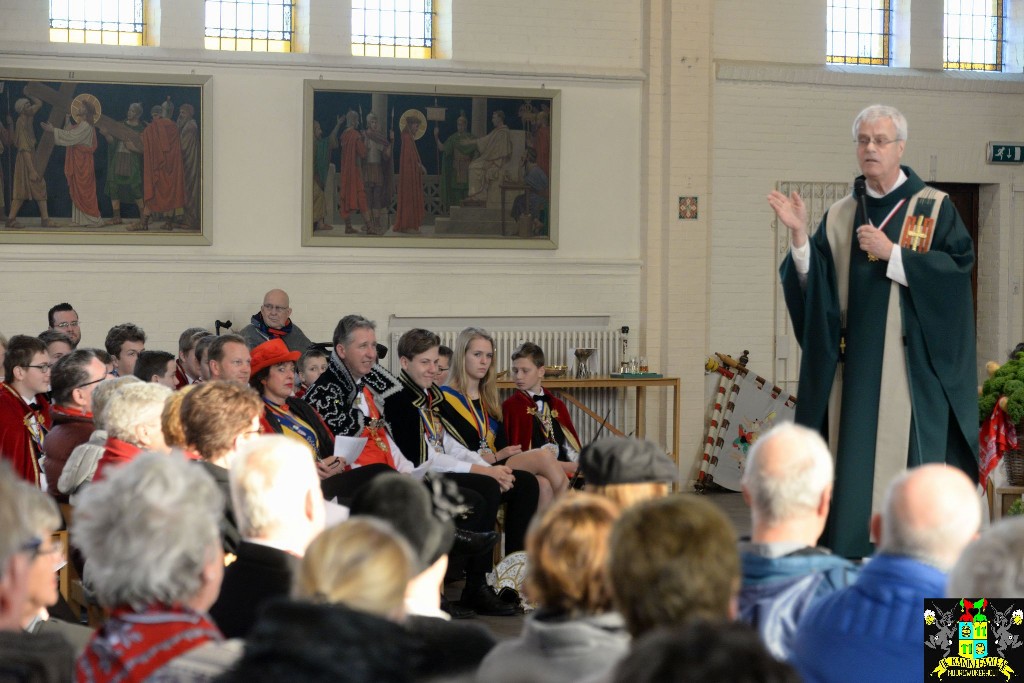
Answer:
[
  {"left": 57, "top": 375, "right": 140, "bottom": 502},
  {"left": 74, "top": 453, "right": 230, "bottom": 681},
  {"left": 93, "top": 381, "right": 171, "bottom": 481}
]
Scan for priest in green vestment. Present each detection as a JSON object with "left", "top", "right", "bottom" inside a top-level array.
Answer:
[{"left": 768, "top": 105, "right": 978, "bottom": 559}]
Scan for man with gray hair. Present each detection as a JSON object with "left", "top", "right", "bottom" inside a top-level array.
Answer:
[
  {"left": 791, "top": 464, "right": 981, "bottom": 683},
  {"left": 738, "top": 422, "right": 857, "bottom": 660},
  {"left": 768, "top": 104, "right": 978, "bottom": 559},
  {"left": 304, "top": 313, "right": 406, "bottom": 469},
  {"left": 209, "top": 435, "right": 326, "bottom": 638}
]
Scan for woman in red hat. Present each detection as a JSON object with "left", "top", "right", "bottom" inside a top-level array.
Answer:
[{"left": 249, "top": 339, "right": 389, "bottom": 504}]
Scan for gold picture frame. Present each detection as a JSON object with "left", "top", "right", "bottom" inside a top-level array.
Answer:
[
  {"left": 0, "top": 69, "right": 209, "bottom": 245},
  {"left": 302, "top": 79, "right": 559, "bottom": 249}
]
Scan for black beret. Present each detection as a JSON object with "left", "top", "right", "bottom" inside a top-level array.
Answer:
[{"left": 580, "top": 436, "right": 677, "bottom": 486}]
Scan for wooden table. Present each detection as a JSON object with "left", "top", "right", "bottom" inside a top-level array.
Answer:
[{"left": 496, "top": 375, "right": 682, "bottom": 471}]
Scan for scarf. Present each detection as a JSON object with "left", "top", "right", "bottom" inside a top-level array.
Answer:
[
  {"left": 76, "top": 604, "right": 222, "bottom": 683},
  {"left": 249, "top": 311, "right": 293, "bottom": 340}
]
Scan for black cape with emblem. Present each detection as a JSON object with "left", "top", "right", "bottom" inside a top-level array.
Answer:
[
  {"left": 780, "top": 166, "right": 978, "bottom": 558},
  {"left": 301, "top": 352, "right": 402, "bottom": 437}
]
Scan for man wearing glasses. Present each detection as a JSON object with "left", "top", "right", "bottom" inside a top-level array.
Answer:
[
  {"left": 768, "top": 105, "right": 977, "bottom": 559},
  {"left": 240, "top": 289, "right": 313, "bottom": 353},
  {"left": 41, "top": 349, "right": 107, "bottom": 502},
  {"left": 0, "top": 335, "right": 53, "bottom": 487},
  {"left": 47, "top": 303, "right": 81, "bottom": 348}
]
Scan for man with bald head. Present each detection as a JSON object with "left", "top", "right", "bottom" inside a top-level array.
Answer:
[
  {"left": 738, "top": 422, "right": 858, "bottom": 660},
  {"left": 791, "top": 464, "right": 981, "bottom": 683},
  {"left": 239, "top": 289, "right": 313, "bottom": 352}
]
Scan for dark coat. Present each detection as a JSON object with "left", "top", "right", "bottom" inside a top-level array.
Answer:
[{"left": 209, "top": 541, "right": 299, "bottom": 639}]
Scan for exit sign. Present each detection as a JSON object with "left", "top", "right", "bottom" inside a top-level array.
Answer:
[{"left": 988, "top": 142, "right": 1024, "bottom": 164}]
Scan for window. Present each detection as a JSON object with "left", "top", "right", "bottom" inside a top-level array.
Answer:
[
  {"left": 944, "top": 0, "right": 1003, "bottom": 71},
  {"left": 352, "top": 0, "right": 433, "bottom": 59},
  {"left": 205, "top": 0, "right": 294, "bottom": 52},
  {"left": 49, "top": 0, "right": 145, "bottom": 46},
  {"left": 826, "top": 0, "right": 892, "bottom": 66}
]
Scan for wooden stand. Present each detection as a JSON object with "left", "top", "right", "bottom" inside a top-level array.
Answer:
[{"left": 992, "top": 485, "right": 1024, "bottom": 521}]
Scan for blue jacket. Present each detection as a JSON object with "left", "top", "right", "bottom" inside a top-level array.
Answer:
[
  {"left": 790, "top": 554, "right": 946, "bottom": 683},
  {"left": 739, "top": 547, "right": 859, "bottom": 661}
]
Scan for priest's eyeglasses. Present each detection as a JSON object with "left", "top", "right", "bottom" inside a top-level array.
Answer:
[{"left": 856, "top": 136, "right": 900, "bottom": 148}]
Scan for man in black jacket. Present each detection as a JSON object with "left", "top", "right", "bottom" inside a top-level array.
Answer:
[{"left": 209, "top": 435, "right": 325, "bottom": 638}]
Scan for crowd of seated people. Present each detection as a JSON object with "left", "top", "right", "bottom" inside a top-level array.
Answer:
[{"left": 0, "top": 296, "right": 994, "bottom": 682}]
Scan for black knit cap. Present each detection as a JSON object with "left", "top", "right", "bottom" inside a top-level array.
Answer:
[{"left": 350, "top": 472, "right": 456, "bottom": 572}]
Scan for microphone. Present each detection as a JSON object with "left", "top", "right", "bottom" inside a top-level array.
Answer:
[{"left": 853, "top": 178, "right": 870, "bottom": 226}]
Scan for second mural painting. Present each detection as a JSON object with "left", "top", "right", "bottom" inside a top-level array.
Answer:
[{"left": 303, "top": 81, "right": 558, "bottom": 249}]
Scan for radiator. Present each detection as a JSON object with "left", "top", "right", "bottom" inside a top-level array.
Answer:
[{"left": 388, "top": 328, "right": 622, "bottom": 444}]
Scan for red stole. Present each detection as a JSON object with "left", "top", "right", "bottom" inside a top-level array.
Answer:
[{"left": 353, "top": 387, "right": 396, "bottom": 469}]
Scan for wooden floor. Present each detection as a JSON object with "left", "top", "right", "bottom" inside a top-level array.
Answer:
[{"left": 448, "top": 488, "right": 751, "bottom": 640}]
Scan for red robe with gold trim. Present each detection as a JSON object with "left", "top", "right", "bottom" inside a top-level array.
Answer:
[
  {"left": 0, "top": 384, "right": 52, "bottom": 486},
  {"left": 501, "top": 389, "right": 580, "bottom": 453}
]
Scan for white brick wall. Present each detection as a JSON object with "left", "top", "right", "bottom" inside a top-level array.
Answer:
[{"left": 4, "top": 0, "right": 1022, "bottom": 486}]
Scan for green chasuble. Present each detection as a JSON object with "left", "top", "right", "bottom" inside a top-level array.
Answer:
[{"left": 780, "top": 166, "right": 978, "bottom": 559}]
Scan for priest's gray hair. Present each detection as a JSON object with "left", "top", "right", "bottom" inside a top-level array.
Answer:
[
  {"left": 73, "top": 452, "right": 222, "bottom": 610},
  {"left": 947, "top": 517, "right": 1024, "bottom": 598},
  {"left": 853, "top": 104, "right": 908, "bottom": 141},
  {"left": 103, "top": 381, "right": 172, "bottom": 445},
  {"left": 740, "top": 422, "right": 833, "bottom": 525},
  {"left": 333, "top": 314, "right": 376, "bottom": 348}
]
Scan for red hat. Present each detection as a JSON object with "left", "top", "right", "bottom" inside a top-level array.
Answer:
[{"left": 250, "top": 339, "right": 300, "bottom": 376}]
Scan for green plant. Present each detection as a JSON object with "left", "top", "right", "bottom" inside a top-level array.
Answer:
[
  {"left": 1007, "top": 498, "right": 1024, "bottom": 517},
  {"left": 980, "top": 353, "right": 1024, "bottom": 423}
]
